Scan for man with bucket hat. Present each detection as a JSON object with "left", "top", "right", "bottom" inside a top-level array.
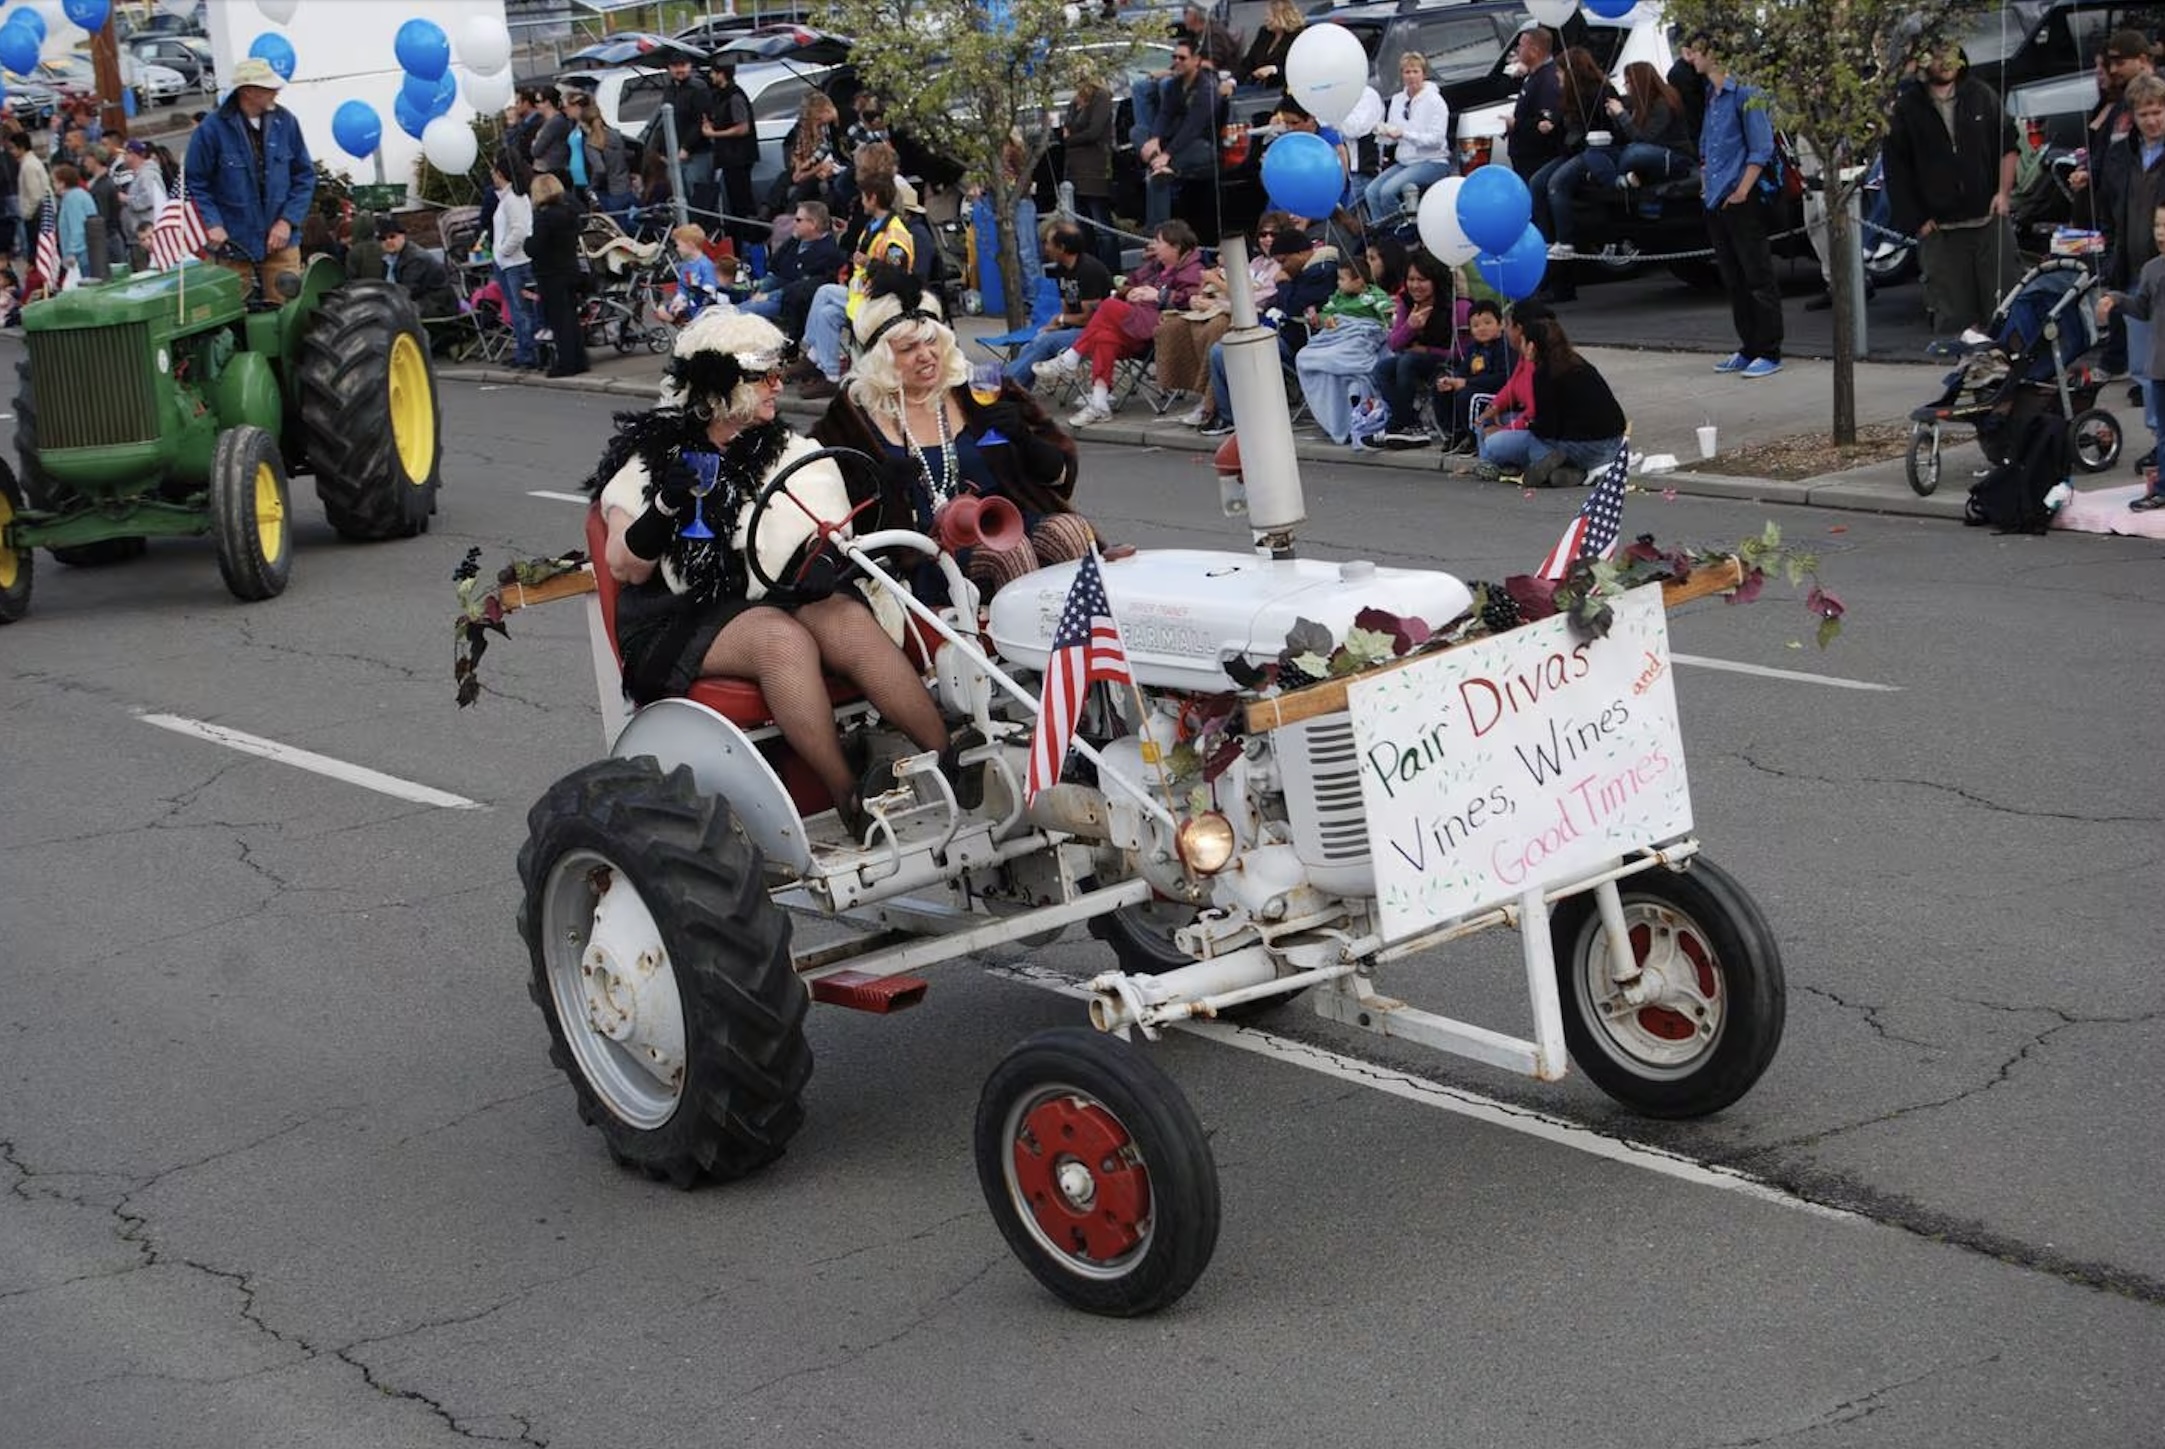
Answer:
[{"left": 182, "top": 56, "right": 316, "bottom": 295}]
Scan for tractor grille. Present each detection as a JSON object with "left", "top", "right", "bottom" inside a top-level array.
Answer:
[
  {"left": 1276, "top": 715, "right": 1373, "bottom": 872},
  {"left": 26, "top": 324, "right": 160, "bottom": 448}
]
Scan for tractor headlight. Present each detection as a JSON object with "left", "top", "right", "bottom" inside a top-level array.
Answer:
[{"left": 1175, "top": 812, "right": 1237, "bottom": 875}]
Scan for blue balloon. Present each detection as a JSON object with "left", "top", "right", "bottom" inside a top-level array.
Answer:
[
  {"left": 1262, "top": 132, "right": 1344, "bottom": 221},
  {"left": 62, "top": 0, "right": 108, "bottom": 30},
  {"left": 1457, "top": 164, "right": 1533, "bottom": 255},
  {"left": 1583, "top": 0, "right": 1636, "bottom": 15},
  {"left": 0, "top": 22, "right": 37, "bottom": 77},
  {"left": 1475, "top": 223, "right": 1550, "bottom": 301},
  {"left": 402, "top": 67, "right": 455, "bottom": 119},
  {"left": 393, "top": 90, "right": 429, "bottom": 141},
  {"left": 248, "top": 32, "right": 297, "bottom": 81},
  {"left": 394, "top": 18, "right": 450, "bottom": 83},
  {"left": 332, "top": 98, "right": 381, "bottom": 159},
  {"left": 9, "top": 6, "right": 44, "bottom": 44}
]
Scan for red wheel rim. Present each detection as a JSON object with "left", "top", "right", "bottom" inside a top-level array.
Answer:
[
  {"left": 1009, "top": 1093, "right": 1150, "bottom": 1265},
  {"left": 1628, "top": 920, "right": 1721, "bottom": 1042}
]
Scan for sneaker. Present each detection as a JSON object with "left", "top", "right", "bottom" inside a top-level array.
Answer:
[
  {"left": 1712, "top": 352, "right": 1749, "bottom": 373},
  {"left": 2130, "top": 492, "right": 2165, "bottom": 511},
  {"left": 1032, "top": 353, "right": 1079, "bottom": 383},
  {"left": 1175, "top": 402, "right": 1211, "bottom": 427},
  {"left": 1472, "top": 461, "right": 1503, "bottom": 481},
  {"left": 1068, "top": 400, "right": 1113, "bottom": 426},
  {"left": 1740, "top": 357, "right": 1784, "bottom": 379},
  {"left": 1380, "top": 428, "right": 1431, "bottom": 448},
  {"left": 1198, "top": 418, "right": 1235, "bottom": 437},
  {"left": 2137, "top": 448, "right": 2156, "bottom": 472}
]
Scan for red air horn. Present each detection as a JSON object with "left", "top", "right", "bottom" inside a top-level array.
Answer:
[{"left": 934, "top": 493, "right": 1025, "bottom": 553}]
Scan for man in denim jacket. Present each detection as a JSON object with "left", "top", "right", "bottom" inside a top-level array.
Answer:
[
  {"left": 1689, "top": 33, "right": 1784, "bottom": 379},
  {"left": 182, "top": 57, "right": 315, "bottom": 295}
]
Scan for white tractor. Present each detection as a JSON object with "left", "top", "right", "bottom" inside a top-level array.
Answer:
[{"left": 518, "top": 248, "right": 1784, "bottom": 1316}]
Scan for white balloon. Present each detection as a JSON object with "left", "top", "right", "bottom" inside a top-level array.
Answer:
[
  {"left": 1417, "top": 176, "right": 1480, "bottom": 265},
  {"left": 1285, "top": 23, "right": 1369, "bottom": 128},
  {"left": 256, "top": 0, "right": 299, "bottom": 23},
  {"left": 1524, "top": 0, "right": 1579, "bottom": 29},
  {"left": 457, "top": 15, "right": 512, "bottom": 76},
  {"left": 423, "top": 115, "right": 478, "bottom": 175},
  {"left": 462, "top": 65, "right": 514, "bottom": 115}
]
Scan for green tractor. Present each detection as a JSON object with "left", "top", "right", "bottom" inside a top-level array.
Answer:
[{"left": 0, "top": 257, "right": 442, "bottom": 623}]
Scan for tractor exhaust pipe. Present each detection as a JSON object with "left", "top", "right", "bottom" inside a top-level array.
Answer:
[{"left": 1216, "top": 235, "right": 1305, "bottom": 556}]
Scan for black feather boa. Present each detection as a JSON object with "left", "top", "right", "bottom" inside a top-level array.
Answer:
[{"left": 582, "top": 409, "right": 794, "bottom": 606}]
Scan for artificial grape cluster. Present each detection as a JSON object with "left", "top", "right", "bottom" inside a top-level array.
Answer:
[
  {"left": 1276, "top": 658, "right": 1324, "bottom": 691},
  {"left": 1476, "top": 583, "right": 1521, "bottom": 635},
  {"left": 452, "top": 546, "right": 484, "bottom": 584}
]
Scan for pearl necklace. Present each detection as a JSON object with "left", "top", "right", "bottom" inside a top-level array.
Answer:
[{"left": 896, "top": 392, "right": 956, "bottom": 506}]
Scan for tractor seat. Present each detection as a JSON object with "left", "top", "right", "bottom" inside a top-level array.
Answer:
[{"left": 584, "top": 505, "right": 869, "bottom": 727}]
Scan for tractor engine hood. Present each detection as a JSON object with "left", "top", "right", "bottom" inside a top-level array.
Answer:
[{"left": 986, "top": 549, "right": 1474, "bottom": 693}]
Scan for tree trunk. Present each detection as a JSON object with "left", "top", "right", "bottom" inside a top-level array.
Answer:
[
  {"left": 1826, "top": 139, "right": 1858, "bottom": 446},
  {"left": 989, "top": 173, "right": 1031, "bottom": 331}
]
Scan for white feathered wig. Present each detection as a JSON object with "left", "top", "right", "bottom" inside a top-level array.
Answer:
[
  {"left": 846, "top": 270, "right": 968, "bottom": 408},
  {"left": 660, "top": 308, "right": 795, "bottom": 424}
]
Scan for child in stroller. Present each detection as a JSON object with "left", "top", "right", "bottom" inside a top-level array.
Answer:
[{"left": 1904, "top": 256, "right": 2123, "bottom": 496}]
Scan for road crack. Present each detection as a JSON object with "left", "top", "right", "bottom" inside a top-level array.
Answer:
[
  {"left": 1732, "top": 751, "right": 2163, "bottom": 825},
  {"left": 1692, "top": 1350, "right": 2005, "bottom": 1446}
]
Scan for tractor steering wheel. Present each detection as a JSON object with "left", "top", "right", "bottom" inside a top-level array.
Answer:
[{"left": 741, "top": 445, "right": 886, "bottom": 595}]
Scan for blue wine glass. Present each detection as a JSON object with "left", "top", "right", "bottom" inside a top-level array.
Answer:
[{"left": 678, "top": 451, "right": 721, "bottom": 540}]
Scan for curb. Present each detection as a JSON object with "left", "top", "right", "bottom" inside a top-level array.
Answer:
[{"left": 437, "top": 364, "right": 1970, "bottom": 522}]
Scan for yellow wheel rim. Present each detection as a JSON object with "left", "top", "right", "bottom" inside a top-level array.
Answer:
[
  {"left": 253, "top": 461, "right": 286, "bottom": 562},
  {"left": 0, "top": 490, "right": 18, "bottom": 592},
  {"left": 388, "top": 332, "right": 436, "bottom": 487}
]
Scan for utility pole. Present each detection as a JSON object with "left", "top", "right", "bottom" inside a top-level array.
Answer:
[{"left": 91, "top": 10, "right": 128, "bottom": 141}]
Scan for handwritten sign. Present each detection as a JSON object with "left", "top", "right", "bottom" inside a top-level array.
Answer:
[{"left": 1347, "top": 587, "right": 1692, "bottom": 942}]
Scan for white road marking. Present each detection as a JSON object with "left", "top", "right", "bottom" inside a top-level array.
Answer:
[
  {"left": 529, "top": 490, "right": 591, "bottom": 505},
  {"left": 135, "top": 713, "right": 486, "bottom": 810},
  {"left": 987, "top": 961, "right": 1857, "bottom": 1222},
  {"left": 1673, "top": 653, "right": 1900, "bottom": 692}
]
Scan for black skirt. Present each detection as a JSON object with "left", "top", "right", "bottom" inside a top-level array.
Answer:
[{"left": 612, "top": 576, "right": 869, "bottom": 705}]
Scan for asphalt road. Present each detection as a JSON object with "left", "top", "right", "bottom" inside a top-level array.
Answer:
[{"left": 3, "top": 373, "right": 2162, "bottom": 1447}]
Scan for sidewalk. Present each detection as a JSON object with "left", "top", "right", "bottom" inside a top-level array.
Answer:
[{"left": 436, "top": 311, "right": 1973, "bottom": 521}]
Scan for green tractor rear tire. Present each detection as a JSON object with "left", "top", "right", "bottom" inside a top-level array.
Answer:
[
  {"left": 13, "top": 360, "right": 148, "bottom": 568},
  {"left": 297, "top": 280, "right": 441, "bottom": 541},
  {"left": 209, "top": 427, "right": 294, "bottom": 603},
  {"left": 0, "top": 461, "right": 33, "bottom": 623}
]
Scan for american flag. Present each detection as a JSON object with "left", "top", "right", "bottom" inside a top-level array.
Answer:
[
  {"left": 33, "top": 192, "right": 59, "bottom": 295},
  {"left": 1535, "top": 438, "right": 1630, "bottom": 580},
  {"left": 149, "top": 184, "right": 207, "bottom": 271},
  {"left": 1026, "top": 550, "right": 1133, "bottom": 802}
]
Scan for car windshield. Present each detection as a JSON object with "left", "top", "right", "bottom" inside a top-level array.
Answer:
[
  {"left": 1962, "top": 1, "right": 2049, "bottom": 65},
  {"left": 1377, "top": 10, "right": 1528, "bottom": 89}
]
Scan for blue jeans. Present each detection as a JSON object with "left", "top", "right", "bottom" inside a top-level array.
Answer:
[
  {"left": 805, "top": 282, "right": 850, "bottom": 379},
  {"left": 1533, "top": 153, "right": 1606, "bottom": 245},
  {"left": 1480, "top": 425, "right": 1536, "bottom": 469},
  {"left": 1525, "top": 432, "right": 1625, "bottom": 472},
  {"left": 1208, "top": 333, "right": 1298, "bottom": 424},
  {"left": 1130, "top": 74, "right": 1171, "bottom": 141},
  {"left": 1370, "top": 349, "right": 1448, "bottom": 432},
  {"left": 496, "top": 260, "right": 538, "bottom": 366},
  {"left": 1362, "top": 158, "right": 1452, "bottom": 222},
  {"left": 741, "top": 293, "right": 785, "bottom": 320},
  {"left": 1004, "top": 325, "right": 1082, "bottom": 385}
]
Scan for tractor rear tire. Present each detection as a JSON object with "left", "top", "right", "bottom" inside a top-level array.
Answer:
[
  {"left": 13, "top": 359, "right": 147, "bottom": 568},
  {"left": 0, "top": 462, "right": 34, "bottom": 623},
  {"left": 209, "top": 427, "right": 294, "bottom": 602},
  {"left": 519, "top": 756, "right": 812, "bottom": 1186},
  {"left": 297, "top": 280, "right": 440, "bottom": 541}
]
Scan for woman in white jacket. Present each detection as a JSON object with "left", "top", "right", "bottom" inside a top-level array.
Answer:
[
  {"left": 482, "top": 153, "right": 540, "bottom": 370},
  {"left": 1361, "top": 53, "right": 1453, "bottom": 224}
]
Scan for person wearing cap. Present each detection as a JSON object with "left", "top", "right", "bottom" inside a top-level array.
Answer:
[
  {"left": 704, "top": 60, "right": 758, "bottom": 250},
  {"left": 1883, "top": 39, "right": 2020, "bottom": 336},
  {"left": 586, "top": 308, "right": 950, "bottom": 837},
  {"left": 375, "top": 216, "right": 458, "bottom": 320},
  {"left": 652, "top": 52, "right": 717, "bottom": 217},
  {"left": 119, "top": 137, "right": 167, "bottom": 252},
  {"left": 182, "top": 55, "right": 315, "bottom": 292}
]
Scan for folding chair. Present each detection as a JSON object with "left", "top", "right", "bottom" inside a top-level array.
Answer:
[
  {"left": 976, "top": 276, "right": 1061, "bottom": 364},
  {"left": 1108, "top": 341, "right": 1179, "bottom": 416}
]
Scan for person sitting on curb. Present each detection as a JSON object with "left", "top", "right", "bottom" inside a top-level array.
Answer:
[
  {"left": 1433, "top": 296, "right": 1514, "bottom": 454},
  {"left": 1473, "top": 307, "right": 1625, "bottom": 486}
]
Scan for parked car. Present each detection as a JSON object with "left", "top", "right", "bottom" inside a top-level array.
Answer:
[
  {"left": 671, "top": 9, "right": 820, "bottom": 53},
  {"left": 563, "top": 32, "right": 685, "bottom": 67},
  {"left": 131, "top": 58, "right": 188, "bottom": 104},
  {"left": 710, "top": 25, "right": 853, "bottom": 67},
  {"left": 127, "top": 34, "right": 216, "bottom": 94}
]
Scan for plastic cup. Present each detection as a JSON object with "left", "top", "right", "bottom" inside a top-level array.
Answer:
[{"left": 1696, "top": 424, "right": 1718, "bottom": 460}]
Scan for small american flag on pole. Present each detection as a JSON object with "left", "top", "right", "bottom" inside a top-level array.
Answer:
[
  {"left": 33, "top": 192, "right": 59, "bottom": 295},
  {"left": 1535, "top": 438, "right": 1630, "bottom": 580},
  {"left": 1025, "top": 550, "right": 1133, "bottom": 802},
  {"left": 149, "top": 182, "right": 207, "bottom": 270}
]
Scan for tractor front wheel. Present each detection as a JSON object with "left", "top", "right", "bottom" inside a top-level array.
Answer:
[
  {"left": 297, "top": 281, "right": 440, "bottom": 541},
  {"left": 209, "top": 427, "right": 294, "bottom": 602},
  {"left": 0, "top": 462, "right": 33, "bottom": 623}
]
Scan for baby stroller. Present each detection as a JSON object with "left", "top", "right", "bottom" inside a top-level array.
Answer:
[
  {"left": 576, "top": 212, "right": 674, "bottom": 356},
  {"left": 1905, "top": 256, "right": 2122, "bottom": 496}
]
